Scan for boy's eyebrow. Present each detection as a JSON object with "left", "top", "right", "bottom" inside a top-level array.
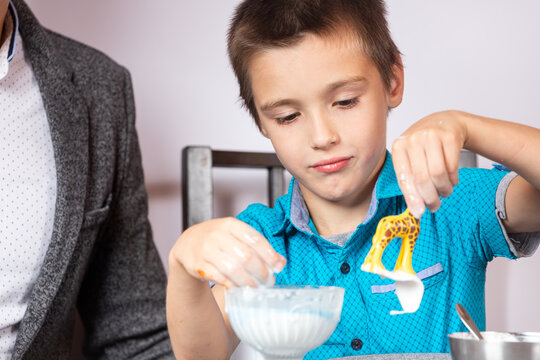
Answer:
[
  {"left": 259, "top": 76, "right": 368, "bottom": 113},
  {"left": 325, "top": 76, "right": 368, "bottom": 94},
  {"left": 260, "top": 99, "right": 300, "bottom": 113}
]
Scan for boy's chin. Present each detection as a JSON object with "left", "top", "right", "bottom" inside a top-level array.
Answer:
[
  {"left": 299, "top": 178, "right": 365, "bottom": 203},
  {"left": 316, "top": 186, "right": 358, "bottom": 203}
]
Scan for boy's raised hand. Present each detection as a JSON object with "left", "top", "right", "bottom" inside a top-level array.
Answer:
[
  {"left": 392, "top": 111, "right": 468, "bottom": 218},
  {"left": 170, "top": 217, "right": 286, "bottom": 289}
]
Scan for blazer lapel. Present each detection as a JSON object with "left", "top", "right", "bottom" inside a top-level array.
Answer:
[{"left": 11, "top": 0, "right": 89, "bottom": 356}]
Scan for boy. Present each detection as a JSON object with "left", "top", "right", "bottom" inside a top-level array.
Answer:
[{"left": 167, "top": 0, "right": 540, "bottom": 359}]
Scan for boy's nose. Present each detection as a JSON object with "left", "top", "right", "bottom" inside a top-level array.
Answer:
[{"left": 309, "top": 115, "right": 339, "bottom": 150}]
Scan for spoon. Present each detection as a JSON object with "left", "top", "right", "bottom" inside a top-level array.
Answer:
[{"left": 456, "top": 303, "right": 484, "bottom": 340}]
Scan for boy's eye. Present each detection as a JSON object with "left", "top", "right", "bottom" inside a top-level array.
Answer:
[
  {"left": 333, "top": 98, "right": 359, "bottom": 108},
  {"left": 275, "top": 112, "right": 300, "bottom": 124}
]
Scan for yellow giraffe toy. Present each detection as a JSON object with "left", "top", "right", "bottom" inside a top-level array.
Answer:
[{"left": 361, "top": 208, "right": 424, "bottom": 315}]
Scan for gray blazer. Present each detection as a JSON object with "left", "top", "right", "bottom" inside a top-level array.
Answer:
[{"left": 9, "top": 1, "right": 173, "bottom": 359}]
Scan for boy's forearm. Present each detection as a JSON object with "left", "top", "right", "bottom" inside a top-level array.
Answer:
[
  {"left": 459, "top": 111, "right": 540, "bottom": 189},
  {"left": 166, "top": 259, "right": 234, "bottom": 360}
]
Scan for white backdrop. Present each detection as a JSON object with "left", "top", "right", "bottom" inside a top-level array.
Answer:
[{"left": 24, "top": 0, "right": 540, "bottom": 358}]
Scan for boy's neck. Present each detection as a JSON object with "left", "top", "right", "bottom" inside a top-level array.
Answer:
[{"left": 302, "top": 157, "right": 384, "bottom": 237}]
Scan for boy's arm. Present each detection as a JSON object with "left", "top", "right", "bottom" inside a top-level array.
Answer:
[
  {"left": 462, "top": 112, "right": 540, "bottom": 233},
  {"left": 167, "top": 217, "right": 286, "bottom": 360},
  {"left": 392, "top": 110, "right": 540, "bottom": 234},
  {"left": 167, "top": 257, "right": 238, "bottom": 360}
]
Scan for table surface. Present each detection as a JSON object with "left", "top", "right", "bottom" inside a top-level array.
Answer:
[{"left": 331, "top": 354, "right": 451, "bottom": 360}]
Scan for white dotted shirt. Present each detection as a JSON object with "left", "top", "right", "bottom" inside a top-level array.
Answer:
[{"left": 0, "top": 4, "right": 56, "bottom": 357}]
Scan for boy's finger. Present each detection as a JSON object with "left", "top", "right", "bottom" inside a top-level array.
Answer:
[
  {"left": 223, "top": 238, "right": 275, "bottom": 286},
  {"left": 441, "top": 136, "right": 461, "bottom": 186},
  {"left": 194, "top": 262, "right": 228, "bottom": 287},
  {"left": 425, "top": 135, "right": 454, "bottom": 198},
  {"left": 215, "top": 252, "right": 259, "bottom": 288},
  {"left": 392, "top": 146, "right": 425, "bottom": 218},
  {"left": 232, "top": 222, "right": 286, "bottom": 272},
  {"left": 408, "top": 146, "right": 441, "bottom": 212}
]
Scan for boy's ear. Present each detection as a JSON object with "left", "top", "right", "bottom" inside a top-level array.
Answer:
[{"left": 387, "top": 56, "right": 405, "bottom": 109}]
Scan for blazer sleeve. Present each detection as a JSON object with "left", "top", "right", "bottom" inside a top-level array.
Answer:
[{"left": 76, "top": 70, "right": 174, "bottom": 359}]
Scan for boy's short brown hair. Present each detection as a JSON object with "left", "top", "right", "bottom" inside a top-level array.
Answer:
[{"left": 227, "top": 0, "right": 401, "bottom": 129}]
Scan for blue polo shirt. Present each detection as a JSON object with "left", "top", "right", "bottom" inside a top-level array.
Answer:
[{"left": 237, "top": 152, "right": 515, "bottom": 359}]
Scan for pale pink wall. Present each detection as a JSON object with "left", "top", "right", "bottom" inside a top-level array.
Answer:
[
  {"left": 24, "top": 0, "right": 540, "bottom": 356},
  {"left": 385, "top": 0, "right": 540, "bottom": 331}
]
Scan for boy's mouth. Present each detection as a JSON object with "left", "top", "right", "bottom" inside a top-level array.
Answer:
[{"left": 311, "top": 157, "right": 351, "bottom": 173}]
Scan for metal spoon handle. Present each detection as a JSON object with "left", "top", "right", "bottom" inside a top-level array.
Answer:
[{"left": 456, "top": 303, "right": 484, "bottom": 340}]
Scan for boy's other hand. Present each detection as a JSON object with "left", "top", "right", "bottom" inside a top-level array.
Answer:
[
  {"left": 169, "top": 217, "right": 287, "bottom": 289},
  {"left": 392, "top": 110, "right": 468, "bottom": 218}
]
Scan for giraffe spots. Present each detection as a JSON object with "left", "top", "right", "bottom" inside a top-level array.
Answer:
[{"left": 365, "top": 208, "right": 421, "bottom": 289}]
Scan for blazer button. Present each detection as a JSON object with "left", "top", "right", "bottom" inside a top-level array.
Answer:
[
  {"left": 351, "top": 338, "right": 363, "bottom": 350},
  {"left": 340, "top": 262, "right": 350, "bottom": 274}
]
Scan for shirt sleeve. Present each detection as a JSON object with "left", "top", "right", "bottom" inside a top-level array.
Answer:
[
  {"left": 455, "top": 167, "right": 516, "bottom": 263},
  {"left": 495, "top": 172, "right": 540, "bottom": 257}
]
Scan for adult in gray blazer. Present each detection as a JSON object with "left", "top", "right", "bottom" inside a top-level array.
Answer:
[{"left": 0, "top": 0, "right": 173, "bottom": 358}]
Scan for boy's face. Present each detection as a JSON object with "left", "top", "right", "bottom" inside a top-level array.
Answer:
[{"left": 249, "top": 31, "right": 404, "bottom": 205}]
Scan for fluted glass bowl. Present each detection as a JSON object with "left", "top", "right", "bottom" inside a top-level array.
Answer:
[{"left": 225, "top": 285, "right": 345, "bottom": 360}]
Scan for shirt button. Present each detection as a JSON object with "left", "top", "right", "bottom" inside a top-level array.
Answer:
[
  {"left": 340, "top": 262, "right": 350, "bottom": 274},
  {"left": 351, "top": 338, "right": 363, "bottom": 350}
]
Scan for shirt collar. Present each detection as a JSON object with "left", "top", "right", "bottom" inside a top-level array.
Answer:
[
  {"left": 1, "top": 0, "right": 18, "bottom": 63},
  {"left": 7, "top": 0, "right": 18, "bottom": 62},
  {"left": 280, "top": 150, "right": 403, "bottom": 236},
  {"left": 0, "top": 1, "right": 18, "bottom": 79}
]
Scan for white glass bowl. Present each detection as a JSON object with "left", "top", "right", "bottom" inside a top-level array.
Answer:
[{"left": 225, "top": 285, "right": 345, "bottom": 360}]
